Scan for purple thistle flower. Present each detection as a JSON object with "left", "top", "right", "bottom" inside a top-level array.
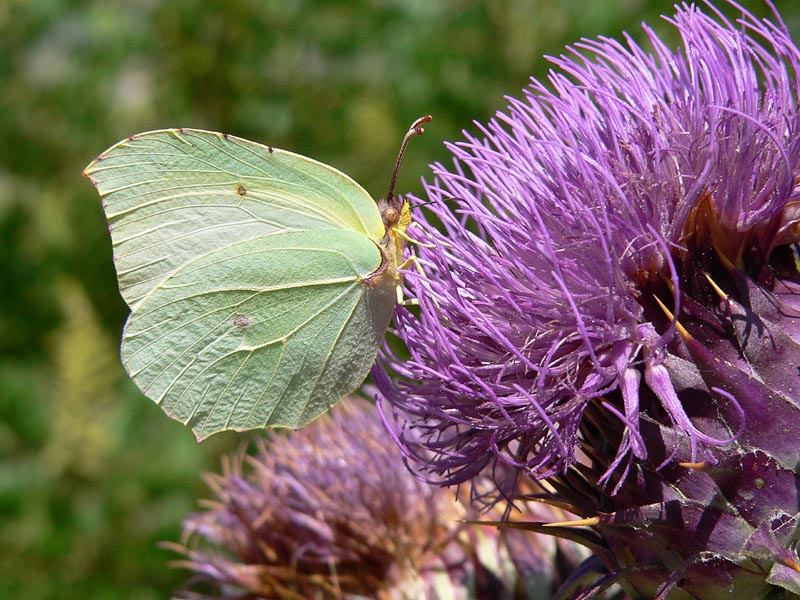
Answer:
[
  {"left": 375, "top": 1, "right": 800, "bottom": 597},
  {"left": 166, "top": 398, "right": 573, "bottom": 599}
]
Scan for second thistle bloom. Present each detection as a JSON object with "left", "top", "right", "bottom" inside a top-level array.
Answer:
[{"left": 168, "top": 398, "right": 569, "bottom": 599}]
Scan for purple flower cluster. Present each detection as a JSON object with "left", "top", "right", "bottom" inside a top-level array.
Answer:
[{"left": 374, "top": 0, "right": 800, "bottom": 495}]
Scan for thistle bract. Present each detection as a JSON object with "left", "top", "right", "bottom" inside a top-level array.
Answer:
[{"left": 374, "top": 1, "right": 800, "bottom": 597}]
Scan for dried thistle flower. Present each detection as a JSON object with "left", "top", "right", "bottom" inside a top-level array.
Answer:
[{"left": 167, "top": 398, "right": 568, "bottom": 599}]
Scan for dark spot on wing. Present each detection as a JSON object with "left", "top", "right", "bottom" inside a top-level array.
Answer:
[
  {"left": 236, "top": 184, "right": 247, "bottom": 196},
  {"left": 233, "top": 314, "right": 251, "bottom": 329},
  {"left": 268, "top": 146, "right": 274, "bottom": 154}
]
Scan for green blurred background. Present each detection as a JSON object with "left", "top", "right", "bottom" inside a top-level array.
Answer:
[{"left": 1, "top": 1, "right": 798, "bottom": 598}]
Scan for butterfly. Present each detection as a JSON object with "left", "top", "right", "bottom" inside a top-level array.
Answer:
[{"left": 84, "top": 116, "right": 430, "bottom": 440}]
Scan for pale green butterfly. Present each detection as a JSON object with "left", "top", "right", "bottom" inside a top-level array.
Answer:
[{"left": 84, "top": 116, "right": 430, "bottom": 440}]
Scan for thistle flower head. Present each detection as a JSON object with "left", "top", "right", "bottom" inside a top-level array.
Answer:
[
  {"left": 375, "top": 1, "right": 800, "bottom": 596},
  {"left": 168, "top": 398, "right": 567, "bottom": 599}
]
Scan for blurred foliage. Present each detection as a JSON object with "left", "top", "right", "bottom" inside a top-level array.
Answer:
[{"left": 0, "top": 0, "right": 798, "bottom": 598}]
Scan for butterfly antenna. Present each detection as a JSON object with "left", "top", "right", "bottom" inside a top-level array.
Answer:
[{"left": 386, "top": 115, "right": 432, "bottom": 207}]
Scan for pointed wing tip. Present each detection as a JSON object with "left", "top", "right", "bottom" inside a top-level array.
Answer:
[
  {"left": 164, "top": 390, "right": 349, "bottom": 443},
  {"left": 192, "top": 428, "right": 211, "bottom": 443},
  {"left": 189, "top": 418, "right": 262, "bottom": 442},
  {"left": 188, "top": 410, "right": 319, "bottom": 442},
  {"left": 83, "top": 157, "right": 100, "bottom": 179},
  {"left": 189, "top": 423, "right": 266, "bottom": 442},
  {"left": 188, "top": 418, "right": 224, "bottom": 442}
]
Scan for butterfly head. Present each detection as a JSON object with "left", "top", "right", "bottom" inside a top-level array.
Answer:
[{"left": 380, "top": 195, "right": 411, "bottom": 232}]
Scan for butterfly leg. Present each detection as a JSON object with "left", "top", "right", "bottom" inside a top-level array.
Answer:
[
  {"left": 395, "top": 255, "right": 429, "bottom": 306},
  {"left": 399, "top": 293, "right": 418, "bottom": 307},
  {"left": 391, "top": 226, "right": 436, "bottom": 248}
]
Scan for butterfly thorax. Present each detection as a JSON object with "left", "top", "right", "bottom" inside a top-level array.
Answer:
[
  {"left": 384, "top": 197, "right": 411, "bottom": 269},
  {"left": 362, "top": 197, "right": 411, "bottom": 289}
]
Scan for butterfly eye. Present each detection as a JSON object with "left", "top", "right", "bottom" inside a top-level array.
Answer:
[{"left": 382, "top": 205, "right": 401, "bottom": 229}]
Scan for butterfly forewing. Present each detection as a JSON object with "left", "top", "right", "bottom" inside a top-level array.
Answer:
[{"left": 85, "top": 129, "right": 385, "bottom": 308}]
